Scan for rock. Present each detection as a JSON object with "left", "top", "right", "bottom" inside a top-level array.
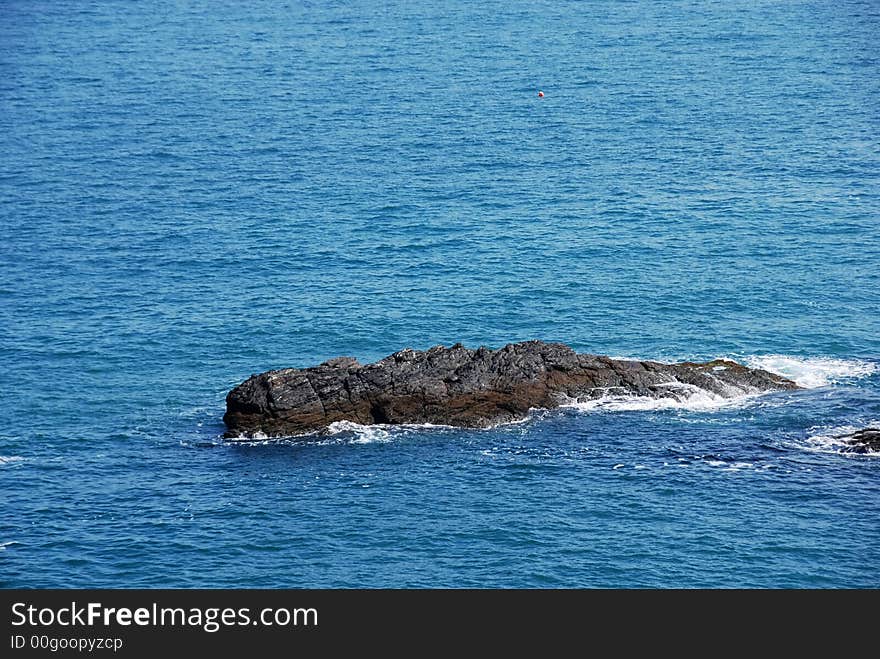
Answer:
[
  {"left": 223, "top": 340, "right": 800, "bottom": 438},
  {"left": 836, "top": 428, "right": 880, "bottom": 454}
]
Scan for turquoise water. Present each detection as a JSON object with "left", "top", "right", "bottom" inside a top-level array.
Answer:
[{"left": 1, "top": 0, "right": 879, "bottom": 587}]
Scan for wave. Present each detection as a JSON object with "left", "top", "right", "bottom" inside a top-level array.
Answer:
[
  {"left": 744, "top": 355, "right": 876, "bottom": 388},
  {"left": 328, "top": 420, "right": 469, "bottom": 444},
  {"left": 225, "top": 392, "right": 754, "bottom": 442},
  {"left": 226, "top": 421, "right": 458, "bottom": 445},
  {"left": 325, "top": 421, "right": 398, "bottom": 444},
  {"left": 558, "top": 384, "right": 759, "bottom": 414},
  {"left": 0, "top": 456, "right": 25, "bottom": 465},
  {"left": 799, "top": 422, "right": 880, "bottom": 457},
  {"left": 560, "top": 354, "right": 875, "bottom": 416},
  {"left": 545, "top": 354, "right": 875, "bottom": 417},
  {"left": 703, "top": 460, "right": 757, "bottom": 471}
]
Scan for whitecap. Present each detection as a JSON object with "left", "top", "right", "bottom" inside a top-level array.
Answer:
[
  {"left": 0, "top": 456, "right": 24, "bottom": 465},
  {"left": 558, "top": 385, "right": 759, "bottom": 414},
  {"left": 799, "top": 422, "right": 880, "bottom": 456},
  {"left": 744, "top": 355, "right": 876, "bottom": 388},
  {"left": 326, "top": 420, "right": 393, "bottom": 444},
  {"left": 323, "top": 420, "right": 460, "bottom": 444}
]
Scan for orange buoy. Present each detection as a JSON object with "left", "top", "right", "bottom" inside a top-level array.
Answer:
[{"left": 538, "top": 91, "right": 545, "bottom": 98}]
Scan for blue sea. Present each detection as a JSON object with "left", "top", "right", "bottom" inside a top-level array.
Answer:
[{"left": 2, "top": 0, "right": 879, "bottom": 588}]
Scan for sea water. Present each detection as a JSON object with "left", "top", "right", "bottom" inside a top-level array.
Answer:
[{"left": 1, "top": 0, "right": 878, "bottom": 587}]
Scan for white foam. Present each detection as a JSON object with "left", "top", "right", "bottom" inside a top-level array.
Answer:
[
  {"left": 559, "top": 385, "right": 758, "bottom": 414},
  {"left": 701, "top": 459, "right": 756, "bottom": 471},
  {"left": 0, "top": 456, "right": 24, "bottom": 465},
  {"left": 0, "top": 541, "right": 19, "bottom": 550},
  {"left": 800, "top": 422, "right": 880, "bottom": 456},
  {"left": 488, "top": 414, "right": 534, "bottom": 428},
  {"left": 325, "top": 420, "right": 457, "bottom": 444},
  {"left": 744, "top": 355, "right": 876, "bottom": 388},
  {"left": 326, "top": 420, "right": 393, "bottom": 444},
  {"left": 225, "top": 419, "right": 474, "bottom": 444},
  {"left": 559, "top": 354, "right": 876, "bottom": 417}
]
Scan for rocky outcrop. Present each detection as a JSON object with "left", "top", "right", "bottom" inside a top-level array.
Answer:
[
  {"left": 223, "top": 340, "right": 800, "bottom": 438},
  {"left": 836, "top": 428, "right": 880, "bottom": 454}
]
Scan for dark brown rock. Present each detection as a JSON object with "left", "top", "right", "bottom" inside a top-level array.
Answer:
[{"left": 223, "top": 340, "right": 800, "bottom": 438}]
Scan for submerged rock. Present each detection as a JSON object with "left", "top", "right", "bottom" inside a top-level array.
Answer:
[
  {"left": 223, "top": 340, "right": 800, "bottom": 438},
  {"left": 836, "top": 428, "right": 880, "bottom": 454}
]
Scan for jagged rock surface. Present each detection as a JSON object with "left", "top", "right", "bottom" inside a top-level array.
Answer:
[
  {"left": 224, "top": 340, "right": 800, "bottom": 438},
  {"left": 836, "top": 428, "right": 880, "bottom": 454}
]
